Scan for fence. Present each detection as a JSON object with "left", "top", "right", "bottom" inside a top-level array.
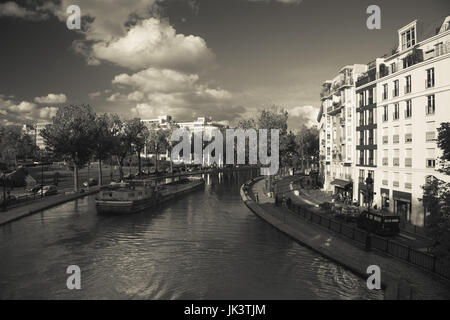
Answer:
[{"left": 283, "top": 200, "right": 450, "bottom": 281}]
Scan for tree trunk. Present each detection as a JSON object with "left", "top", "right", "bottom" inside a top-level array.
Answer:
[
  {"left": 138, "top": 151, "right": 141, "bottom": 179},
  {"left": 74, "top": 164, "right": 79, "bottom": 192},
  {"left": 98, "top": 159, "right": 103, "bottom": 187}
]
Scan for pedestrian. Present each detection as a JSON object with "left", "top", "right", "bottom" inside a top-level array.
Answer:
[{"left": 255, "top": 193, "right": 259, "bottom": 203}]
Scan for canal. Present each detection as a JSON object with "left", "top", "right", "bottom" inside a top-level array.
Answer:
[{"left": 0, "top": 169, "right": 383, "bottom": 299}]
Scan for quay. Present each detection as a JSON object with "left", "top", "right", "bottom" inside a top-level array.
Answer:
[{"left": 241, "top": 176, "right": 450, "bottom": 300}]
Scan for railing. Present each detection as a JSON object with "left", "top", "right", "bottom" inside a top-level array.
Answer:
[
  {"left": 426, "top": 131, "right": 436, "bottom": 142},
  {"left": 282, "top": 200, "right": 450, "bottom": 280},
  {"left": 405, "top": 133, "right": 412, "bottom": 143},
  {"left": 405, "top": 158, "right": 412, "bottom": 167},
  {"left": 393, "top": 135, "right": 399, "bottom": 144},
  {"left": 393, "top": 157, "right": 400, "bottom": 167}
]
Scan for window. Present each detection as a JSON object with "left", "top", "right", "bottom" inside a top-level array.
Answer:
[
  {"left": 393, "top": 80, "right": 399, "bottom": 97},
  {"left": 426, "top": 68, "right": 435, "bottom": 88},
  {"left": 368, "top": 109, "right": 374, "bottom": 124},
  {"left": 383, "top": 84, "right": 388, "bottom": 100},
  {"left": 391, "top": 62, "right": 397, "bottom": 74},
  {"left": 426, "top": 95, "right": 435, "bottom": 115},
  {"left": 405, "top": 173, "right": 412, "bottom": 189},
  {"left": 405, "top": 100, "right": 412, "bottom": 118},
  {"left": 405, "top": 149, "right": 412, "bottom": 167},
  {"left": 405, "top": 75, "right": 411, "bottom": 93},
  {"left": 401, "top": 26, "right": 416, "bottom": 51},
  {"left": 393, "top": 103, "right": 400, "bottom": 120},
  {"left": 393, "top": 149, "right": 400, "bottom": 166},
  {"left": 405, "top": 124, "right": 412, "bottom": 143},
  {"left": 359, "top": 169, "right": 365, "bottom": 183},
  {"left": 383, "top": 105, "right": 388, "bottom": 121},
  {"left": 393, "top": 172, "right": 400, "bottom": 187},
  {"left": 327, "top": 147, "right": 330, "bottom": 156},
  {"left": 426, "top": 122, "right": 436, "bottom": 142},
  {"left": 426, "top": 148, "right": 435, "bottom": 168}
]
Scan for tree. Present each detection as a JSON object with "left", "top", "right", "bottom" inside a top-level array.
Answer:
[
  {"left": 161, "top": 119, "right": 179, "bottom": 176},
  {"left": 110, "top": 117, "right": 131, "bottom": 181},
  {"left": 124, "top": 118, "right": 149, "bottom": 178},
  {"left": 421, "top": 122, "right": 450, "bottom": 262},
  {"left": 0, "top": 125, "right": 38, "bottom": 167},
  {"left": 41, "top": 104, "right": 97, "bottom": 191},
  {"left": 93, "top": 113, "right": 117, "bottom": 186},
  {"left": 147, "top": 123, "right": 167, "bottom": 173}
]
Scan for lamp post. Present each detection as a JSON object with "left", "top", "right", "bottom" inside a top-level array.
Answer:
[
  {"left": 2, "top": 173, "right": 6, "bottom": 210},
  {"left": 365, "top": 173, "right": 374, "bottom": 212}
]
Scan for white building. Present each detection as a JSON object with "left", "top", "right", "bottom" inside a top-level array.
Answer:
[
  {"left": 351, "top": 16, "right": 450, "bottom": 226},
  {"left": 318, "top": 64, "right": 368, "bottom": 197}
]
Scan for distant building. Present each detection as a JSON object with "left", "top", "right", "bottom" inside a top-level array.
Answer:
[
  {"left": 35, "top": 122, "right": 51, "bottom": 150},
  {"left": 141, "top": 116, "right": 226, "bottom": 166}
]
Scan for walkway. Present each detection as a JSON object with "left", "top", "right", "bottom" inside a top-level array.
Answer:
[
  {"left": 245, "top": 177, "right": 450, "bottom": 300},
  {"left": 0, "top": 188, "right": 98, "bottom": 226}
]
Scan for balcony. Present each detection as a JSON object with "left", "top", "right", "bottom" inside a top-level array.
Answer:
[
  {"left": 405, "top": 133, "right": 412, "bottom": 143},
  {"left": 405, "top": 158, "right": 412, "bottom": 167},
  {"left": 393, "top": 157, "right": 400, "bottom": 166},
  {"left": 393, "top": 135, "right": 399, "bottom": 144},
  {"left": 426, "top": 131, "right": 436, "bottom": 142},
  {"left": 405, "top": 182, "right": 412, "bottom": 189},
  {"left": 382, "top": 157, "right": 388, "bottom": 166}
]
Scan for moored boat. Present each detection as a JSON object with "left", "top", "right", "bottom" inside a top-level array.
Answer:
[{"left": 95, "top": 177, "right": 204, "bottom": 215}]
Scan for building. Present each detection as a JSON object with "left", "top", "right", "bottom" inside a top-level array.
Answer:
[
  {"left": 328, "top": 16, "right": 450, "bottom": 227},
  {"left": 318, "top": 64, "right": 368, "bottom": 198},
  {"left": 141, "top": 116, "right": 226, "bottom": 166},
  {"left": 35, "top": 122, "right": 51, "bottom": 150}
]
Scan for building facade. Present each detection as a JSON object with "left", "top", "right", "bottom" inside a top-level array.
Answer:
[
  {"left": 318, "top": 64, "right": 368, "bottom": 198},
  {"left": 319, "top": 16, "right": 450, "bottom": 227}
]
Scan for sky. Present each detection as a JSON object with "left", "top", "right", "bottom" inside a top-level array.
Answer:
[{"left": 0, "top": 0, "right": 449, "bottom": 131}]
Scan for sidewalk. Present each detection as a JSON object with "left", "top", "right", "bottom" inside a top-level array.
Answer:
[
  {"left": 0, "top": 188, "right": 99, "bottom": 226},
  {"left": 245, "top": 177, "right": 450, "bottom": 300}
]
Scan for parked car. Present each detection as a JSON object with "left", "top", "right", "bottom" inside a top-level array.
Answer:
[
  {"left": 27, "top": 185, "right": 42, "bottom": 194},
  {"left": 83, "top": 178, "right": 98, "bottom": 187},
  {"left": 38, "top": 185, "right": 58, "bottom": 196}
]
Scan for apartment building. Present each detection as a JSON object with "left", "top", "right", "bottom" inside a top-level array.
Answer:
[
  {"left": 351, "top": 16, "right": 450, "bottom": 226},
  {"left": 318, "top": 64, "right": 368, "bottom": 197},
  {"left": 141, "top": 115, "right": 226, "bottom": 165},
  {"left": 35, "top": 122, "right": 51, "bottom": 150}
]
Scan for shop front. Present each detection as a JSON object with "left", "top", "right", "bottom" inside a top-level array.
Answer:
[{"left": 393, "top": 190, "right": 412, "bottom": 224}]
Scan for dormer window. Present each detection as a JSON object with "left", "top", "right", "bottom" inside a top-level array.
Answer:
[{"left": 401, "top": 26, "right": 416, "bottom": 51}]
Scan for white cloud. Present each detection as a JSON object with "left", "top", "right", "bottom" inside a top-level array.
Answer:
[
  {"left": 288, "top": 105, "right": 318, "bottom": 128},
  {"left": 39, "top": 107, "right": 58, "bottom": 119},
  {"left": 0, "top": 2, "right": 47, "bottom": 20},
  {"left": 92, "top": 18, "right": 214, "bottom": 71},
  {"left": 112, "top": 67, "right": 199, "bottom": 93},
  {"left": 34, "top": 93, "right": 67, "bottom": 104},
  {"left": 8, "top": 101, "right": 37, "bottom": 113}
]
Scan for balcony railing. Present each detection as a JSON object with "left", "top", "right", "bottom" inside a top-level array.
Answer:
[
  {"left": 405, "top": 158, "right": 412, "bottom": 167},
  {"left": 405, "top": 133, "right": 412, "bottom": 143},
  {"left": 426, "top": 131, "right": 436, "bottom": 142},
  {"left": 393, "top": 157, "right": 400, "bottom": 166},
  {"left": 393, "top": 135, "right": 399, "bottom": 144}
]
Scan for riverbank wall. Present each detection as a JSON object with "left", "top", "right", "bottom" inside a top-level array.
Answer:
[{"left": 241, "top": 177, "right": 450, "bottom": 300}]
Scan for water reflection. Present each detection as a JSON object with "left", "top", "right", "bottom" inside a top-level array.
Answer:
[{"left": 0, "top": 169, "right": 383, "bottom": 300}]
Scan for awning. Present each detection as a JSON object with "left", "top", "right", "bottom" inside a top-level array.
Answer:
[{"left": 331, "top": 179, "right": 352, "bottom": 189}]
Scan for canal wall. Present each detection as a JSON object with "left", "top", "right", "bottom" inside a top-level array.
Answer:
[
  {"left": 241, "top": 177, "right": 450, "bottom": 300},
  {"left": 0, "top": 189, "right": 99, "bottom": 226}
]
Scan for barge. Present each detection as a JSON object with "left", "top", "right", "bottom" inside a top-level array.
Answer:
[{"left": 95, "top": 177, "right": 204, "bottom": 214}]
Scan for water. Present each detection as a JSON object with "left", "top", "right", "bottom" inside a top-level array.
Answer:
[{"left": 0, "top": 170, "right": 383, "bottom": 299}]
